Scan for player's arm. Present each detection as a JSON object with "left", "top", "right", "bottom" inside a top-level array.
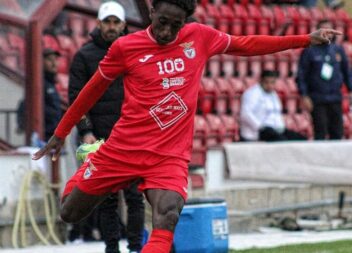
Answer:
[
  {"left": 226, "top": 29, "right": 342, "bottom": 56},
  {"left": 32, "top": 70, "right": 112, "bottom": 161},
  {"left": 32, "top": 40, "right": 125, "bottom": 161},
  {"left": 226, "top": 35, "right": 309, "bottom": 56}
]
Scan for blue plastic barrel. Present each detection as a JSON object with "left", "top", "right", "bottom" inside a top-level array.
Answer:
[{"left": 174, "top": 198, "right": 229, "bottom": 253}]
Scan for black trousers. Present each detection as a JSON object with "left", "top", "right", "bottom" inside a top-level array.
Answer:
[
  {"left": 122, "top": 182, "right": 145, "bottom": 252},
  {"left": 68, "top": 181, "right": 145, "bottom": 253},
  {"left": 311, "top": 102, "right": 343, "bottom": 140},
  {"left": 259, "top": 127, "right": 307, "bottom": 142}
]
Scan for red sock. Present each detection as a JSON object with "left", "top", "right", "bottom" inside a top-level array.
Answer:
[{"left": 141, "top": 229, "right": 174, "bottom": 253}]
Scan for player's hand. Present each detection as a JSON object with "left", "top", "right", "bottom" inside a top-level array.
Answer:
[
  {"left": 32, "top": 135, "right": 65, "bottom": 161},
  {"left": 309, "top": 28, "right": 342, "bottom": 46}
]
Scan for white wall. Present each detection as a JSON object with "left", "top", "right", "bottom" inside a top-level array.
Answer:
[{"left": 0, "top": 74, "right": 25, "bottom": 146}]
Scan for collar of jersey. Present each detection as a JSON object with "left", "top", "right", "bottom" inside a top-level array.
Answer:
[{"left": 146, "top": 26, "right": 179, "bottom": 46}]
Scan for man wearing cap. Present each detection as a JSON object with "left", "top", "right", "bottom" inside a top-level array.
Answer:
[
  {"left": 42, "top": 48, "right": 63, "bottom": 141},
  {"left": 17, "top": 48, "right": 63, "bottom": 141},
  {"left": 68, "top": 2, "right": 145, "bottom": 253}
]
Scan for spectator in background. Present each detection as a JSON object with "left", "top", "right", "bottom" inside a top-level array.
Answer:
[
  {"left": 17, "top": 48, "right": 63, "bottom": 142},
  {"left": 240, "top": 70, "right": 307, "bottom": 142},
  {"left": 42, "top": 48, "right": 63, "bottom": 141},
  {"left": 68, "top": 2, "right": 145, "bottom": 253},
  {"left": 296, "top": 19, "right": 352, "bottom": 140},
  {"left": 299, "top": 0, "right": 344, "bottom": 9}
]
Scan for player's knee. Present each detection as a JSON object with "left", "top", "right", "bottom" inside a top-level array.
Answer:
[
  {"left": 154, "top": 205, "right": 180, "bottom": 230},
  {"left": 164, "top": 209, "right": 180, "bottom": 228}
]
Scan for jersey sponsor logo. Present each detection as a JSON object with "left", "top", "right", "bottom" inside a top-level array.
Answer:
[
  {"left": 161, "top": 77, "right": 185, "bottom": 89},
  {"left": 83, "top": 160, "right": 98, "bottom": 179},
  {"left": 179, "top": 41, "right": 196, "bottom": 59},
  {"left": 149, "top": 91, "right": 188, "bottom": 130},
  {"left": 139, "top": 54, "right": 154, "bottom": 63}
]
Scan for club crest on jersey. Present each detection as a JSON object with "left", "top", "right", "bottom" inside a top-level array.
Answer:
[
  {"left": 179, "top": 41, "right": 196, "bottom": 59},
  {"left": 83, "top": 161, "right": 98, "bottom": 179}
]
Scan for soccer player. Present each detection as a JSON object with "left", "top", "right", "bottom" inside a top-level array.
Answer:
[{"left": 33, "top": 0, "right": 341, "bottom": 252}]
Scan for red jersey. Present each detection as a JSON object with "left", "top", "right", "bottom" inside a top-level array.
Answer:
[
  {"left": 55, "top": 23, "right": 309, "bottom": 161},
  {"left": 98, "top": 23, "right": 231, "bottom": 160}
]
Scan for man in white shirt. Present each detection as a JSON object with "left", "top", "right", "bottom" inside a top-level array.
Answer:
[{"left": 240, "top": 70, "right": 306, "bottom": 141}]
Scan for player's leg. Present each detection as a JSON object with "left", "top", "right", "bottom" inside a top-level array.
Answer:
[
  {"left": 60, "top": 187, "right": 108, "bottom": 223},
  {"left": 130, "top": 151, "right": 188, "bottom": 253},
  {"left": 141, "top": 189, "right": 184, "bottom": 253},
  {"left": 59, "top": 157, "right": 114, "bottom": 223}
]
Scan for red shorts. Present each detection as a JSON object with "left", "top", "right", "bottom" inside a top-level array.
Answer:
[{"left": 62, "top": 148, "right": 189, "bottom": 200}]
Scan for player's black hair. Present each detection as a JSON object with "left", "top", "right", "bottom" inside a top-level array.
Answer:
[{"left": 151, "top": 0, "right": 196, "bottom": 17}]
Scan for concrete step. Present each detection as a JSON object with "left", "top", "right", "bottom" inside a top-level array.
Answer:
[{"left": 190, "top": 181, "right": 352, "bottom": 232}]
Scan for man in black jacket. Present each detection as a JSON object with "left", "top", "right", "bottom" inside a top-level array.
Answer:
[{"left": 68, "top": 2, "right": 145, "bottom": 253}]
